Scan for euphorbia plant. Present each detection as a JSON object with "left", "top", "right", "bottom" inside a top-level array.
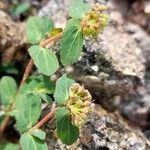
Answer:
[{"left": 0, "top": 0, "right": 108, "bottom": 149}]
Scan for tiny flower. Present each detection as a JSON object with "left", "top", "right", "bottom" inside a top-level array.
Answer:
[
  {"left": 66, "top": 83, "right": 92, "bottom": 127},
  {"left": 81, "top": 3, "right": 109, "bottom": 36}
]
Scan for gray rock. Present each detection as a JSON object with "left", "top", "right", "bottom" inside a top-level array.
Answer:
[{"left": 44, "top": 105, "right": 150, "bottom": 150}]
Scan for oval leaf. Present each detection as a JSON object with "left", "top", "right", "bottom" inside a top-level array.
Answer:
[
  {"left": 14, "top": 94, "right": 41, "bottom": 133},
  {"left": 54, "top": 74, "right": 75, "bottom": 105},
  {"left": 10, "top": 2, "right": 30, "bottom": 17},
  {"left": 0, "top": 76, "right": 17, "bottom": 107},
  {"left": 43, "top": 16, "right": 54, "bottom": 34},
  {"left": 29, "top": 45, "right": 59, "bottom": 76},
  {"left": 69, "top": 0, "right": 90, "bottom": 19},
  {"left": 20, "top": 132, "right": 48, "bottom": 150},
  {"left": 38, "top": 93, "right": 53, "bottom": 104},
  {"left": 56, "top": 107, "right": 79, "bottom": 145},
  {"left": 26, "top": 16, "right": 54, "bottom": 44},
  {"left": 26, "top": 17, "right": 45, "bottom": 44},
  {"left": 60, "top": 25, "right": 83, "bottom": 66},
  {"left": 31, "top": 129, "right": 46, "bottom": 140}
]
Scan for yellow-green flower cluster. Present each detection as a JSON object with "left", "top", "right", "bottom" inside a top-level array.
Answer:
[
  {"left": 81, "top": 3, "right": 108, "bottom": 36},
  {"left": 66, "top": 83, "right": 92, "bottom": 127}
]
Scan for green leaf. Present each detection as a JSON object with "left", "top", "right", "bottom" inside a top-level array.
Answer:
[
  {"left": 29, "top": 45, "right": 59, "bottom": 76},
  {"left": 0, "top": 142, "right": 19, "bottom": 150},
  {"left": 9, "top": 2, "right": 30, "bottom": 17},
  {"left": 56, "top": 107, "right": 79, "bottom": 145},
  {"left": 38, "top": 93, "right": 53, "bottom": 104},
  {"left": 60, "top": 25, "right": 83, "bottom": 66},
  {"left": 66, "top": 19, "right": 81, "bottom": 27},
  {"left": 14, "top": 94, "right": 41, "bottom": 133},
  {"left": 19, "top": 75, "right": 55, "bottom": 95},
  {"left": 20, "top": 132, "right": 48, "bottom": 150},
  {"left": 26, "top": 16, "right": 54, "bottom": 44},
  {"left": 31, "top": 129, "right": 46, "bottom": 140},
  {"left": 26, "top": 17, "right": 45, "bottom": 44},
  {"left": 69, "top": 0, "right": 90, "bottom": 19},
  {"left": 0, "top": 76, "right": 17, "bottom": 107},
  {"left": 43, "top": 16, "right": 54, "bottom": 34},
  {"left": 54, "top": 74, "right": 75, "bottom": 105}
]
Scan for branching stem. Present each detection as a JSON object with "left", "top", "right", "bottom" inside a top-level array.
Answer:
[{"left": 0, "top": 31, "right": 63, "bottom": 138}]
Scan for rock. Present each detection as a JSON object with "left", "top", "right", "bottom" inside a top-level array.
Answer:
[
  {"left": 125, "top": 22, "right": 150, "bottom": 63},
  {"left": 0, "top": 10, "right": 27, "bottom": 63},
  {"left": 44, "top": 104, "right": 150, "bottom": 150},
  {"left": 117, "top": 22, "right": 150, "bottom": 135},
  {"left": 67, "top": 24, "right": 145, "bottom": 111}
]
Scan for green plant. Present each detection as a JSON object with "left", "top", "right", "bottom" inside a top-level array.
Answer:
[
  {"left": 0, "top": 0, "right": 108, "bottom": 149},
  {"left": 9, "top": 2, "right": 31, "bottom": 18}
]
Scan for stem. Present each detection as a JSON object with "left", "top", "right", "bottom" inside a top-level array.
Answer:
[
  {"left": 19, "top": 59, "right": 33, "bottom": 88},
  {"left": 0, "top": 116, "right": 11, "bottom": 136},
  {"left": 40, "top": 32, "right": 63, "bottom": 47},
  {"left": 0, "top": 32, "right": 63, "bottom": 137},
  {"left": 33, "top": 103, "right": 56, "bottom": 129},
  {"left": 0, "top": 59, "right": 33, "bottom": 136}
]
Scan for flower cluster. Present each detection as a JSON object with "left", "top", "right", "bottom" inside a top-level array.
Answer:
[
  {"left": 66, "top": 83, "right": 92, "bottom": 127},
  {"left": 81, "top": 3, "right": 108, "bottom": 36}
]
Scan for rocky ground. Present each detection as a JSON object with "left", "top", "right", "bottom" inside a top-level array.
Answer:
[{"left": 0, "top": 0, "right": 150, "bottom": 149}]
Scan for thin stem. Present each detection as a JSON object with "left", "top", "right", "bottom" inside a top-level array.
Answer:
[
  {"left": 40, "top": 31, "right": 63, "bottom": 47},
  {"left": 19, "top": 59, "right": 33, "bottom": 88},
  {"left": 0, "top": 116, "right": 11, "bottom": 136},
  {"left": 33, "top": 103, "right": 56, "bottom": 129}
]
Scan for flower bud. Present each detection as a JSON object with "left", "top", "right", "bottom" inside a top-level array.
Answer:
[
  {"left": 66, "top": 83, "right": 92, "bottom": 127},
  {"left": 81, "top": 3, "right": 109, "bottom": 36}
]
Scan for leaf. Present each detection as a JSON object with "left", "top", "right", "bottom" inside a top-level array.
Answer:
[
  {"left": 26, "top": 17, "right": 45, "bottom": 44},
  {"left": 43, "top": 16, "right": 54, "bottom": 34},
  {"left": 9, "top": 2, "right": 30, "bottom": 17},
  {"left": 60, "top": 25, "right": 83, "bottom": 66},
  {"left": 56, "top": 107, "right": 79, "bottom": 145},
  {"left": 26, "top": 17, "right": 54, "bottom": 44},
  {"left": 20, "top": 132, "right": 48, "bottom": 150},
  {"left": 38, "top": 93, "right": 53, "bottom": 104},
  {"left": 19, "top": 75, "right": 55, "bottom": 95},
  {"left": 41, "top": 75, "right": 55, "bottom": 94},
  {"left": 69, "top": 0, "right": 90, "bottom": 19},
  {"left": 0, "top": 142, "right": 19, "bottom": 150},
  {"left": 31, "top": 129, "right": 46, "bottom": 140},
  {"left": 14, "top": 94, "right": 41, "bottom": 133},
  {"left": 0, "top": 76, "right": 17, "bottom": 107},
  {"left": 54, "top": 74, "right": 75, "bottom": 105},
  {"left": 29, "top": 45, "right": 59, "bottom": 76},
  {"left": 18, "top": 75, "right": 54, "bottom": 105},
  {"left": 66, "top": 19, "right": 81, "bottom": 27}
]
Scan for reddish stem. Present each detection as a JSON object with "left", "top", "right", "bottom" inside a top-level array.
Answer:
[
  {"left": 19, "top": 59, "right": 33, "bottom": 88},
  {"left": 40, "top": 32, "right": 63, "bottom": 47},
  {"left": 33, "top": 103, "right": 56, "bottom": 129},
  {"left": 0, "top": 116, "right": 11, "bottom": 137}
]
